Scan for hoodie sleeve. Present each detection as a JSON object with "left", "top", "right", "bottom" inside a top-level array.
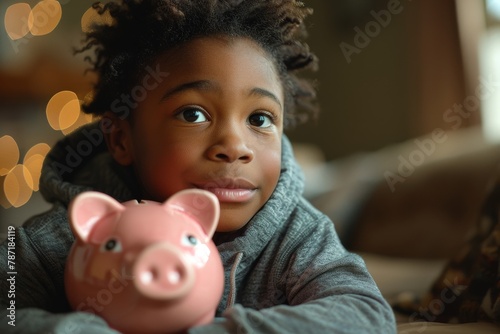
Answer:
[
  {"left": 190, "top": 202, "right": 397, "bottom": 334},
  {"left": 0, "top": 207, "right": 117, "bottom": 334},
  {"left": 190, "top": 264, "right": 396, "bottom": 334}
]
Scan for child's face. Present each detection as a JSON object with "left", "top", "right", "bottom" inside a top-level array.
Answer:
[{"left": 108, "top": 37, "right": 284, "bottom": 232}]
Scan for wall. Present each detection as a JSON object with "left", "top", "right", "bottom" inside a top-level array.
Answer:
[{"left": 286, "top": 0, "right": 470, "bottom": 161}]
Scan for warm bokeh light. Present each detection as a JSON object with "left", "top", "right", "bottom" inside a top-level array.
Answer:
[
  {"left": 24, "top": 143, "right": 51, "bottom": 163},
  {"left": 4, "top": 164, "right": 33, "bottom": 208},
  {"left": 23, "top": 154, "right": 45, "bottom": 191},
  {"left": 0, "top": 136, "right": 20, "bottom": 176},
  {"left": 0, "top": 175, "right": 12, "bottom": 209},
  {"left": 23, "top": 143, "right": 51, "bottom": 191},
  {"left": 2, "top": 3, "right": 100, "bottom": 209},
  {"left": 59, "top": 98, "right": 81, "bottom": 130},
  {"left": 61, "top": 109, "right": 94, "bottom": 135},
  {"left": 81, "top": 4, "right": 114, "bottom": 33},
  {"left": 46, "top": 90, "right": 80, "bottom": 131},
  {"left": 4, "top": 3, "right": 32, "bottom": 40},
  {"left": 29, "top": 0, "right": 62, "bottom": 36}
]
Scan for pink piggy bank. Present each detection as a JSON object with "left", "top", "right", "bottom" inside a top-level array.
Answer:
[{"left": 64, "top": 189, "right": 224, "bottom": 334}]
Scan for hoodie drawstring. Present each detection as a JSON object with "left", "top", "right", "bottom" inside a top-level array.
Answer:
[{"left": 226, "top": 252, "right": 243, "bottom": 310}]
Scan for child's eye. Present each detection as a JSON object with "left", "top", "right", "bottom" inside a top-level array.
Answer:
[
  {"left": 176, "top": 107, "right": 209, "bottom": 123},
  {"left": 248, "top": 112, "right": 274, "bottom": 128}
]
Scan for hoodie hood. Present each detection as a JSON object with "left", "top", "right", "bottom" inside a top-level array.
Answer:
[{"left": 39, "top": 122, "right": 138, "bottom": 206}]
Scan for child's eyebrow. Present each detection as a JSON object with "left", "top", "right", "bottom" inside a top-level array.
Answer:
[
  {"left": 160, "top": 80, "right": 282, "bottom": 110},
  {"left": 249, "top": 87, "right": 282, "bottom": 110},
  {"left": 161, "top": 80, "right": 214, "bottom": 101}
]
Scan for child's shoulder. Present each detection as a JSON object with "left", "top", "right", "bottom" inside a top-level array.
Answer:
[
  {"left": 19, "top": 202, "right": 74, "bottom": 257},
  {"left": 293, "top": 196, "right": 333, "bottom": 226},
  {"left": 280, "top": 196, "right": 337, "bottom": 242}
]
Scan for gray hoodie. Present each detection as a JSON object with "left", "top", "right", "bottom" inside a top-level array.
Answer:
[{"left": 0, "top": 122, "right": 396, "bottom": 333}]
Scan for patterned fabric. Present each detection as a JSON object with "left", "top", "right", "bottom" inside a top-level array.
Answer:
[{"left": 394, "top": 166, "right": 500, "bottom": 324}]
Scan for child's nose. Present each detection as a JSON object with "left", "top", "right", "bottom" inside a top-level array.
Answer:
[{"left": 206, "top": 128, "right": 254, "bottom": 163}]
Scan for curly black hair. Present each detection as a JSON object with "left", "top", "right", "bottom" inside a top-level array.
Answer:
[{"left": 79, "top": 0, "right": 318, "bottom": 128}]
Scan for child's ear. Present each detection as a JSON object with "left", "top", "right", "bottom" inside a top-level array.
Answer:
[{"left": 102, "top": 112, "right": 133, "bottom": 166}]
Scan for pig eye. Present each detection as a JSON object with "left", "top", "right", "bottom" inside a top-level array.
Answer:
[
  {"left": 102, "top": 238, "right": 122, "bottom": 252},
  {"left": 182, "top": 234, "right": 199, "bottom": 247}
]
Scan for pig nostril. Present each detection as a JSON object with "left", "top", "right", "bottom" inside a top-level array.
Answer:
[
  {"left": 140, "top": 267, "right": 158, "bottom": 285},
  {"left": 133, "top": 245, "right": 196, "bottom": 299},
  {"left": 139, "top": 266, "right": 184, "bottom": 286},
  {"left": 168, "top": 270, "right": 181, "bottom": 284}
]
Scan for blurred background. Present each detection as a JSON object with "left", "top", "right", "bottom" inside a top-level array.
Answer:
[{"left": 1, "top": 0, "right": 500, "bottom": 251}]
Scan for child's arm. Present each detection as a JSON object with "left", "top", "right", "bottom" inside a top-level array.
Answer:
[
  {"left": 0, "top": 308, "right": 118, "bottom": 334},
  {"left": 0, "top": 206, "right": 118, "bottom": 334},
  {"left": 189, "top": 203, "right": 397, "bottom": 334}
]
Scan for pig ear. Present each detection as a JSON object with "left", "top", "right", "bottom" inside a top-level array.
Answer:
[
  {"left": 69, "top": 191, "right": 124, "bottom": 242},
  {"left": 165, "top": 189, "right": 220, "bottom": 240}
]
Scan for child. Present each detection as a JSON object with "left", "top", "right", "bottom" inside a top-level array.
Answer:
[{"left": 0, "top": 1, "right": 396, "bottom": 333}]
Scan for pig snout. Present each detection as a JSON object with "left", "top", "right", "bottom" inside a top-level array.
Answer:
[{"left": 132, "top": 243, "right": 195, "bottom": 300}]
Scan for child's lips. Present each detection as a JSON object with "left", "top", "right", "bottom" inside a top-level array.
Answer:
[
  {"left": 205, "top": 188, "right": 256, "bottom": 203},
  {"left": 195, "top": 178, "right": 257, "bottom": 203}
]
